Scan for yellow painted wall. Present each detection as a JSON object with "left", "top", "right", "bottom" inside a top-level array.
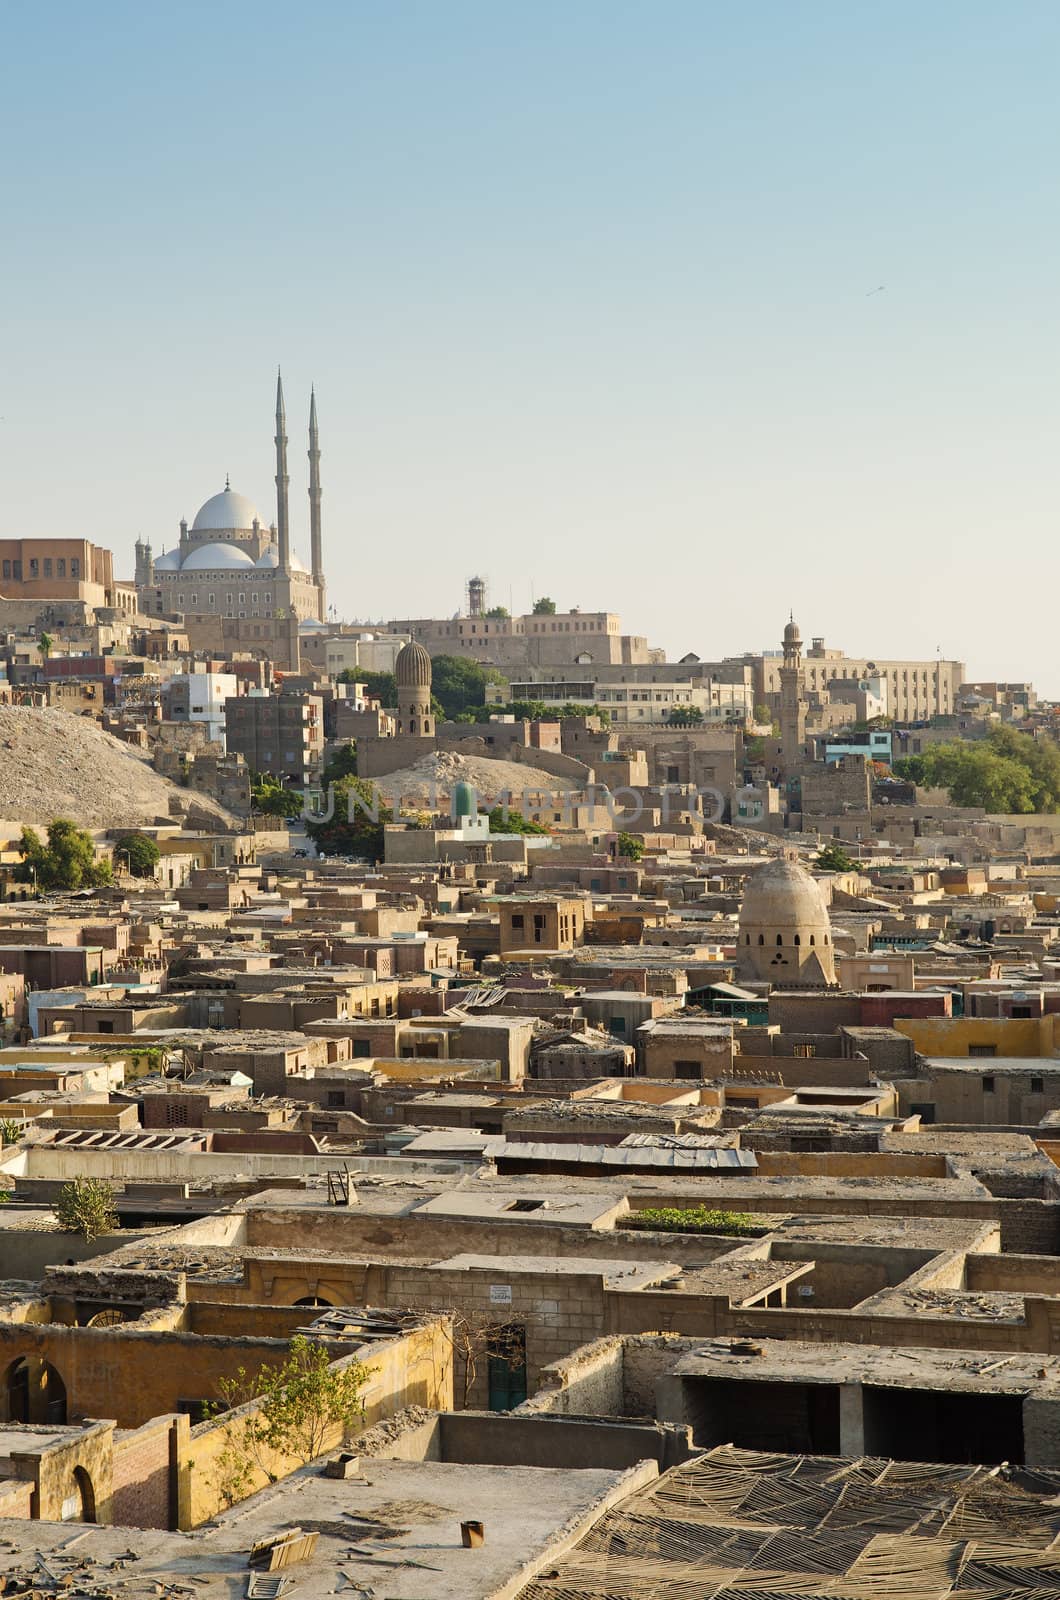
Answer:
[{"left": 893, "top": 1015, "right": 1060, "bottom": 1057}]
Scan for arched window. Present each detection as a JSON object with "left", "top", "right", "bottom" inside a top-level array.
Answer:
[
  {"left": 776, "top": 933, "right": 783, "bottom": 945},
  {"left": 794, "top": 933, "right": 801, "bottom": 946},
  {"left": 745, "top": 934, "right": 750, "bottom": 945},
  {"left": 809, "top": 934, "right": 815, "bottom": 945},
  {"left": 758, "top": 934, "right": 764, "bottom": 945}
]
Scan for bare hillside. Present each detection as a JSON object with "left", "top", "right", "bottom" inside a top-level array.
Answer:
[{"left": 0, "top": 708, "right": 237, "bottom": 830}]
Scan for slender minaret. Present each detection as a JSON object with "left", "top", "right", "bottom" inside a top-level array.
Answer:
[
  {"left": 779, "top": 613, "right": 807, "bottom": 770},
  {"left": 308, "top": 388, "right": 325, "bottom": 622},
  {"left": 275, "top": 369, "right": 291, "bottom": 576}
]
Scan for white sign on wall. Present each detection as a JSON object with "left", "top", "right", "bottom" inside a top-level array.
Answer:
[{"left": 489, "top": 1284, "right": 513, "bottom": 1305}]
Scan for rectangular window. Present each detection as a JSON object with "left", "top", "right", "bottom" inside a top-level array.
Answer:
[
  {"left": 1032, "top": 1077, "right": 1045, "bottom": 1095},
  {"left": 29, "top": 559, "right": 38, "bottom": 577},
  {"left": 57, "top": 559, "right": 65, "bottom": 577},
  {"left": 510, "top": 914, "right": 524, "bottom": 930},
  {"left": 982, "top": 1075, "right": 996, "bottom": 1092},
  {"left": 43, "top": 559, "right": 52, "bottom": 578},
  {"left": 70, "top": 558, "right": 79, "bottom": 578},
  {"left": 1, "top": 562, "right": 9, "bottom": 580},
  {"left": 969, "top": 1044, "right": 997, "bottom": 1058}
]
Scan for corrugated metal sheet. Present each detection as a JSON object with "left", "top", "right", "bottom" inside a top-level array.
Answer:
[{"left": 496, "top": 1140, "right": 756, "bottom": 1171}]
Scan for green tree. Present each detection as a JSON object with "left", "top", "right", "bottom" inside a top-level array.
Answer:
[
  {"left": 37, "top": 631, "right": 54, "bottom": 662},
  {"left": 430, "top": 656, "right": 504, "bottom": 719},
  {"left": 322, "top": 742, "right": 358, "bottom": 784},
  {"left": 250, "top": 773, "right": 303, "bottom": 819},
  {"left": 17, "top": 820, "right": 113, "bottom": 891},
  {"left": 485, "top": 605, "right": 510, "bottom": 619},
  {"left": 668, "top": 705, "right": 704, "bottom": 726},
  {"left": 116, "top": 832, "right": 161, "bottom": 878},
  {"left": 616, "top": 831, "right": 645, "bottom": 860},
  {"left": 306, "top": 775, "right": 393, "bottom": 861},
  {"left": 53, "top": 1177, "right": 118, "bottom": 1240},
  {"left": 487, "top": 806, "right": 549, "bottom": 835},
  {"left": 532, "top": 597, "right": 557, "bottom": 615},
  {"left": 213, "top": 1336, "right": 370, "bottom": 1497},
  {"left": 894, "top": 726, "right": 1060, "bottom": 814},
  {"left": 339, "top": 668, "right": 397, "bottom": 708},
  {"left": 816, "top": 841, "right": 855, "bottom": 872}
]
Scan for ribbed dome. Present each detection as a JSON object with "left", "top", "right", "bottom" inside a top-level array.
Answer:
[
  {"left": 738, "top": 856, "right": 831, "bottom": 935},
  {"left": 181, "top": 542, "right": 256, "bottom": 571},
  {"left": 395, "top": 639, "right": 432, "bottom": 689},
  {"left": 192, "top": 486, "right": 262, "bottom": 532},
  {"left": 153, "top": 548, "right": 181, "bottom": 571}
]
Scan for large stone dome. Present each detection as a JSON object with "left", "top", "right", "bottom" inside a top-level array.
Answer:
[
  {"left": 739, "top": 856, "right": 830, "bottom": 935},
  {"left": 192, "top": 485, "right": 263, "bottom": 533},
  {"left": 181, "top": 541, "right": 256, "bottom": 571},
  {"left": 395, "top": 639, "right": 432, "bottom": 690},
  {"left": 737, "top": 854, "right": 836, "bottom": 987}
]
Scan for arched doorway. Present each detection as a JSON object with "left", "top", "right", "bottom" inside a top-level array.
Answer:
[
  {"left": 5, "top": 1356, "right": 67, "bottom": 1423},
  {"left": 294, "top": 1295, "right": 335, "bottom": 1308},
  {"left": 73, "top": 1466, "right": 96, "bottom": 1522}
]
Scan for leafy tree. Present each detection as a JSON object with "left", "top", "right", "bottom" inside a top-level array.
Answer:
[
  {"left": 487, "top": 806, "right": 549, "bottom": 835},
  {"left": 616, "top": 831, "right": 645, "bottom": 861},
  {"left": 894, "top": 726, "right": 1060, "bottom": 814},
  {"left": 339, "top": 668, "right": 397, "bottom": 708},
  {"left": 38, "top": 632, "right": 54, "bottom": 662},
  {"left": 668, "top": 705, "right": 704, "bottom": 726},
  {"left": 53, "top": 1177, "right": 118, "bottom": 1240},
  {"left": 306, "top": 775, "right": 392, "bottom": 861},
  {"left": 754, "top": 704, "right": 772, "bottom": 724},
  {"left": 532, "top": 597, "right": 557, "bottom": 615},
  {"left": 250, "top": 772, "right": 303, "bottom": 819},
  {"left": 485, "top": 605, "right": 510, "bottom": 619},
  {"left": 227, "top": 1336, "right": 368, "bottom": 1468},
  {"left": 431, "top": 656, "right": 503, "bottom": 720},
  {"left": 816, "top": 841, "right": 855, "bottom": 872},
  {"left": 17, "top": 820, "right": 113, "bottom": 891},
  {"left": 212, "top": 1336, "right": 370, "bottom": 1500},
  {"left": 0, "top": 1120, "right": 23, "bottom": 1146},
  {"left": 115, "top": 832, "right": 161, "bottom": 878},
  {"left": 322, "top": 742, "right": 358, "bottom": 784}
]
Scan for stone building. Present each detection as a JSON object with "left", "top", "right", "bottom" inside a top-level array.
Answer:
[
  {"left": 134, "top": 376, "right": 325, "bottom": 625},
  {"left": 737, "top": 854, "right": 837, "bottom": 987}
]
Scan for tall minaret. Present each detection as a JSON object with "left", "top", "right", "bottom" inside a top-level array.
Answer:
[
  {"left": 275, "top": 369, "right": 291, "bottom": 576},
  {"left": 308, "top": 388, "right": 325, "bottom": 622},
  {"left": 779, "top": 613, "right": 807, "bottom": 770}
]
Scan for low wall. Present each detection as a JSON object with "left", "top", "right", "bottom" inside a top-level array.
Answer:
[{"left": 516, "top": 1336, "right": 625, "bottom": 1418}]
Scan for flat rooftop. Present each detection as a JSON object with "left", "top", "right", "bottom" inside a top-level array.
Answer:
[
  {"left": 0, "top": 1456, "right": 637, "bottom": 1600},
  {"left": 674, "top": 1336, "right": 1060, "bottom": 1395}
]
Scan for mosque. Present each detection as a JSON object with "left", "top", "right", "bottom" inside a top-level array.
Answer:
[
  {"left": 737, "top": 853, "right": 837, "bottom": 988},
  {"left": 134, "top": 376, "right": 326, "bottom": 624}
]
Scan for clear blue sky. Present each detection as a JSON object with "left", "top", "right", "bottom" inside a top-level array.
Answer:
[{"left": 3, "top": 1, "right": 1060, "bottom": 687}]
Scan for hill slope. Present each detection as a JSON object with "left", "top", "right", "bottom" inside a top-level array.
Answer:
[{"left": 0, "top": 708, "right": 237, "bottom": 830}]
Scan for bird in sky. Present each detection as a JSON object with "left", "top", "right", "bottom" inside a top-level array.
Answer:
[{"left": 866, "top": 285, "right": 886, "bottom": 296}]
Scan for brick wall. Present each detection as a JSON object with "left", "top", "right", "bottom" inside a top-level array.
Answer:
[{"left": 111, "top": 1418, "right": 174, "bottom": 1529}]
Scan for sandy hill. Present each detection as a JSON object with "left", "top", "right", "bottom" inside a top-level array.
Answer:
[
  {"left": 369, "top": 749, "right": 577, "bottom": 808},
  {"left": 0, "top": 708, "right": 237, "bottom": 831}
]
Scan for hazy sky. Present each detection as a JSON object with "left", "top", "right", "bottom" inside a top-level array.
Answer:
[{"left": 3, "top": 2, "right": 1060, "bottom": 687}]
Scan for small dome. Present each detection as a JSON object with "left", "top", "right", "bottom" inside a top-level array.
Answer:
[
  {"left": 153, "top": 548, "right": 181, "bottom": 572},
  {"left": 192, "top": 485, "right": 262, "bottom": 532},
  {"left": 299, "top": 618, "right": 328, "bottom": 632},
  {"left": 395, "top": 639, "right": 432, "bottom": 689},
  {"left": 290, "top": 550, "right": 309, "bottom": 574},
  {"left": 738, "top": 856, "right": 830, "bottom": 935},
  {"left": 783, "top": 617, "right": 802, "bottom": 647},
  {"left": 181, "top": 541, "right": 256, "bottom": 571},
  {"left": 255, "top": 546, "right": 280, "bottom": 569}
]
